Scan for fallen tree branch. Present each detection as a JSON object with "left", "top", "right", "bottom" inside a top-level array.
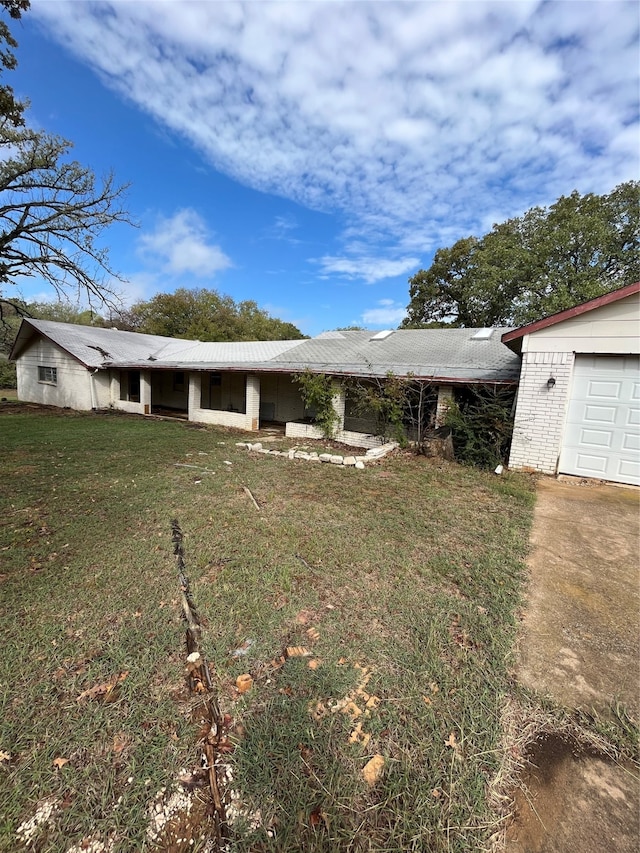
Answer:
[{"left": 171, "top": 519, "right": 228, "bottom": 843}]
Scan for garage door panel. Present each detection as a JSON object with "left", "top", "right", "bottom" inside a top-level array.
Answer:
[
  {"left": 586, "top": 380, "right": 621, "bottom": 398},
  {"left": 578, "top": 428, "right": 614, "bottom": 448},
  {"left": 629, "top": 408, "right": 640, "bottom": 427},
  {"left": 559, "top": 355, "right": 640, "bottom": 486},
  {"left": 619, "top": 459, "right": 640, "bottom": 479},
  {"left": 582, "top": 404, "right": 617, "bottom": 424},
  {"left": 622, "top": 433, "right": 640, "bottom": 452}
]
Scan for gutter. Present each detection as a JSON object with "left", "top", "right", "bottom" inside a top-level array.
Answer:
[{"left": 89, "top": 368, "right": 100, "bottom": 410}]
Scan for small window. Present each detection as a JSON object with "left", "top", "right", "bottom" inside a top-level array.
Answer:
[
  {"left": 38, "top": 366, "right": 57, "bottom": 384},
  {"left": 173, "top": 371, "right": 185, "bottom": 391}
]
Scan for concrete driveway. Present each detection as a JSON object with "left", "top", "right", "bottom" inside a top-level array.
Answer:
[
  {"left": 517, "top": 476, "right": 639, "bottom": 716},
  {"left": 506, "top": 476, "right": 640, "bottom": 853}
]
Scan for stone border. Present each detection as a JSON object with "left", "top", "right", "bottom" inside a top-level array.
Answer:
[{"left": 235, "top": 441, "right": 398, "bottom": 469}]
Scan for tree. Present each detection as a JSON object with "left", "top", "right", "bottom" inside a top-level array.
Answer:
[
  {"left": 0, "top": 2, "right": 133, "bottom": 321},
  {"left": 403, "top": 182, "right": 640, "bottom": 328},
  {"left": 117, "top": 288, "right": 305, "bottom": 341},
  {"left": 0, "top": 0, "right": 29, "bottom": 128}
]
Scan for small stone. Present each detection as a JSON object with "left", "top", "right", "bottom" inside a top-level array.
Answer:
[
  {"left": 250, "top": 442, "right": 262, "bottom": 451},
  {"left": 329, "top": 455, "right": 343, "bottom": 464},
  {"left": 288, "top": 449, "right": 296, "bottom": 459},
  {"left": 355, "top": 461, "right": 365, "bottom": 469},
  {"left": 319, "top": 453, "right": 332, "bottom": 462},
  {"left": 343, "top": 456, "right": 357, "bottom": 466}
]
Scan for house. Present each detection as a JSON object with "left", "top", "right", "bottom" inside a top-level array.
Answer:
[
  {"left": 10, "top": 282, "right": 639, "bottom": 486},
  {"left": 503, "top": 281, "right": 640, "bottom": 486},
  {"left": 9, "top": 319, "right": 520, "bottom": 449}
]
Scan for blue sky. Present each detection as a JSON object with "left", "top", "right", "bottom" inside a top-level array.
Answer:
[{"left": 9, "top": 0, "right": 640, "bottom": 336}]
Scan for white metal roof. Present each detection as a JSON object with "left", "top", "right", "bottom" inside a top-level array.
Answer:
[{"left": 11, "top": 319, "right": 521, "bottom": 383}]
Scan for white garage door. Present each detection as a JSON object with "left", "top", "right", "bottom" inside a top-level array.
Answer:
[{"left": 559, "top": 355, "right": 640, "bottom": 486}]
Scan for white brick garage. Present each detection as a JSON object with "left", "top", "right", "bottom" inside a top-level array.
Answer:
[{"left": 503, "top": 282, "right": 640, "bottom": 486}]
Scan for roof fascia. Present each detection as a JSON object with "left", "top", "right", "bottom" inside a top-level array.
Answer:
[{"left": 502, "top": 281, "right": 640, "bottom": 347}]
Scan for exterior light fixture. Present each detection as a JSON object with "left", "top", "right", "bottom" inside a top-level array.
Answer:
[{"left": 547, "top": 376, "right": 556, "bottom": 389}]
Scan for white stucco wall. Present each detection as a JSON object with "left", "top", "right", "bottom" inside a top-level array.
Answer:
[
  {"left": 16, "top": 338, "right": 94, "bottom": 409},
  {"left": 509, "top": 292, "right": 640, "bottom": 475}
]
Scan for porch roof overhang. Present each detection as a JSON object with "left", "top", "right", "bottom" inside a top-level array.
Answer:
[{"left": 109, "top": 360, "right": 520, "bottom": 384}]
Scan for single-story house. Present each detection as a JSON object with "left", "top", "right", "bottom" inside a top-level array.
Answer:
[
  {"left": 503, "top": 280, "right": 639, "bottom": 486},
  {"left": 9, "top": 280, "right": 639, "bottom": 485},
  {"left": 9, "top": 319, "right": 520, "bottom": 449}
]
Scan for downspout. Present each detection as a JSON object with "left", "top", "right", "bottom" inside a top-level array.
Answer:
[{"left": 89, "top": 368, "right": 99, "bottom": 410}]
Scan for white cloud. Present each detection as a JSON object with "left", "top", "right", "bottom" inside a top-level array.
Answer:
[
  {"left": 313, "top": 254, "right": 419, "bottom": 284},
  {"left": 362, "top": 299, "right": 407, "bottom": 328},
  {"left": 138, "top": 209, "right": 232, "bottom": 278},
  {"left": 33, "top": 0, "right": 640, "bottom": 265}
]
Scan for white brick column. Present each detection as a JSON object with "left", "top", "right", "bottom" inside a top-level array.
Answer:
[
  {"left": 508, "top": 351, "right": 574, "bottom": 474},
  {"left": 246, "top": 374, "right": 260, "bottom": 430},
  {"left": 331, "top": 382, "right": 346, "bottom": 432},
  {"left": 188, "top": 372, "right": 200, "bottom": 421},
  {"left": 140, "top": 370, "right": 151, "bottom": 415},
  {"left": 109, "top": 371, "right": 119, "bottom": 405},
  {"left": 435, "top": 385, "right": 454, "bottom": 427}
]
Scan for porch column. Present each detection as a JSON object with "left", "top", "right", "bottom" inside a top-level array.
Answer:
[
  {"left": 109, "top": 371, "right": 119, "bottom": 405},
  {"left": 188, "top": 372, "right": 200, "bottom": 421},
  {"left": 331, "top": 382, "right": 346, "bottom": 432},
  {"left": 246, "top": 374, "right": 260, "bottom": 430},
  {"left": 140, "top": 370, "right": 152, "bottom": 415},
  {"left": 435, "top": 385, "right": 454, "bottom": 428}
]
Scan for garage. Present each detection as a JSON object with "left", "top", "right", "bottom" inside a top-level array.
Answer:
[
  {"left": 559, "top": 355, "right": 640, "bottom": 486},
  {"left": 503, "top": 282, "right": 640, "bottom": 485}
]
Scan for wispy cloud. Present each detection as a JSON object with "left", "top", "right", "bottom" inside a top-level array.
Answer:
[
  {"left": 314, "top": 254, "right": 420, "bottom": 284},
  {"left": 362, "top": 299, "right": 407, "bottom": 328},
  {"left": 33, "top": 0, "right": 639, "bottom": 267},
  {"left": 138, "top": 209, "right": 232, "bottom": 278},
  {"left": 263, "top": 213, "right": 301, "bottom": 245}
]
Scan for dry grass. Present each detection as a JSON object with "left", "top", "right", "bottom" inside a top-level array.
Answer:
[{"left": 0, "top": 406, "right": 541, "bottom": 852}]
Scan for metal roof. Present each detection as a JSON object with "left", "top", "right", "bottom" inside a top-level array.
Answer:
[
  {"left": 11, "top": 319, "right": 521, "bottom": 383},
  {"left": 267, "top": 328, "right": 520, "bottom": 382}
]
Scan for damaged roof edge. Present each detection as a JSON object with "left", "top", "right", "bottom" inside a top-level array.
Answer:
[{"left": 105, "top": 361, "right": 519, "bottom": 383}]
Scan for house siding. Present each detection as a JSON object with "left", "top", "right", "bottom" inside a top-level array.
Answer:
[{"left": 16, "top": 338, "right": 94, "bottom": 409}]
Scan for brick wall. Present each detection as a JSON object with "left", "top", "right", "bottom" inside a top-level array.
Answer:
[{"left": 508, "top": 351, "right": 574, "bottom": 474}]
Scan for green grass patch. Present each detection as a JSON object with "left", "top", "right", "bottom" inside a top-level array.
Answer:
[{"left": 0, "top": 407, "right": 536, "bottom": 851}]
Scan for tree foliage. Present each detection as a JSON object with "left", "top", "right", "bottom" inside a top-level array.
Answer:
[
  {"left": 0, "top": 1, "right": 133, "bottom": 320},
  {"left": 445, "top": 385, "right": 516, "bottom": 468},
  {"left": 0, "top": 0, "right": 29, "bottom": 128},
  {"left": 117, "top": 288, "right": 305, "bottom": 341},
  {"left": 293, "top": 369, "right": 341, "bottom": 438},
  {"left": 403, "top": 182, "right": 640, "bottom": 328}
]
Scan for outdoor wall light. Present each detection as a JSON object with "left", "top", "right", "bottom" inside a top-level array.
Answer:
[{"left": 547, "top": 376, "right": 556, "bottom": 389}]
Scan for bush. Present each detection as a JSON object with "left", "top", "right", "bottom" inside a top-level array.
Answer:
[
  {"left": 0, "top": 358, "right": 16, "bottom": 389},
  {"left": 445, "top": 385, "right": 516, "bottom": 468},
  {"left": 293, "top": 370, "right": 341, "bottom": 438}
]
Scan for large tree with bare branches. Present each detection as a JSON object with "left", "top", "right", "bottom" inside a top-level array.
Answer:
[{"left": 0, "top": 0, "right": 133, "bottom": 319}]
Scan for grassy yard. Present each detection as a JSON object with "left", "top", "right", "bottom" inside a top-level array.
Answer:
[{"left": 0, "top": 406, "right": 536, "bottom": 852}]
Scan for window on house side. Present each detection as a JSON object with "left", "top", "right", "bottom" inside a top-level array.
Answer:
[{"left": 38, "top": 366, "right": 57, "bottom": 384}]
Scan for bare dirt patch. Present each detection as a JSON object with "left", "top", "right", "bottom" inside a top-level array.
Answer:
[{"left": 505, "top": 734, "right": 639, "bottom": 853}]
